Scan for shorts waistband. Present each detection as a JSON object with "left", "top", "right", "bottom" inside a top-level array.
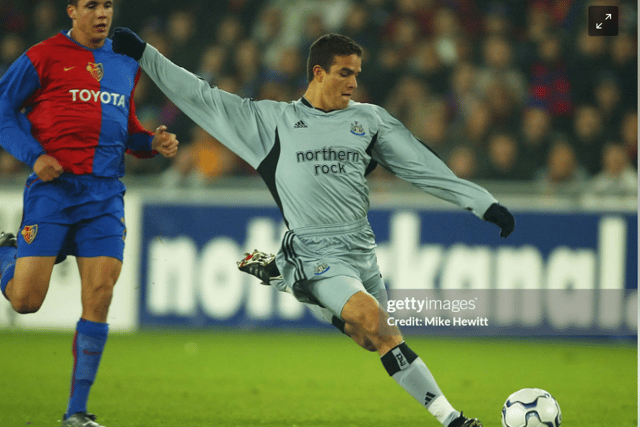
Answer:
[{"left": 292, "top": 217, "right": 370, "bottom": 237}]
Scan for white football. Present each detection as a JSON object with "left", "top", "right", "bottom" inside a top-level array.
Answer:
[{"left": 502, "top": 388, "right": 562, "bottom": 427}]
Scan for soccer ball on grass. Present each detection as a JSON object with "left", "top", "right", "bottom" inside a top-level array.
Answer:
[{"left": 502, "top": 388, "right": 562, "bottom": 427}]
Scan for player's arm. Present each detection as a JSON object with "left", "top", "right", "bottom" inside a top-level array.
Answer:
[
  {"left": 0, "top": 54, "right": 59, "bottom": 178},
  {"left": 370, "top": 106, "right": 514, "bottom": 237},
  {"left": 112, "top": 28, "right": 282, "bottom": 169},
  {"left": 124, "top": 68, "right": 178, "bottom": 159}
]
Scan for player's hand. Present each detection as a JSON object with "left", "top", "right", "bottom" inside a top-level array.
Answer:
[
  {"left": 152, "top": 125, "right": 179, "bottom": 158},
  {"left": 483, "top": 203, "right": 515, "bottom": 238},
  {"left": 112, "top": 27, "right": 146, "bottom": 61},
  {"left": 33, "top": 154, "right": 63, "bottom": 182}
]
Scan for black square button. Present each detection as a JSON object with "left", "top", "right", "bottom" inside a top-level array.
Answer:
[{"left": 588, "top": 6, "right": 619, "bottom": 36}]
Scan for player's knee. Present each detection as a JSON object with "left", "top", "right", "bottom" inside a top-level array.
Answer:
[
  {"left": 345, "top": 323, "right": 378, "bottom": 352},
  {"left": 351, "top": 308, "right": 381, "bottom": 337},
  {"left": 361, "top": 338, "right": 377, "bottom": 352},
  {"left": 10, "top": 293, "right": 44, "bottom": 314},
  {"left": 88, "top": 281, "right": 115, "bottom": 303}
]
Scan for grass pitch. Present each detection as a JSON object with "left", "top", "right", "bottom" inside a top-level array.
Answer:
[{"left": 0, "top": 329, "right": 636, "bottom": 427}]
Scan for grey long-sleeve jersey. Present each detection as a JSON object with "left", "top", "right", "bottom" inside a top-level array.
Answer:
[{"left": 140, "top": 45, "right": 497, "bottom": 230}]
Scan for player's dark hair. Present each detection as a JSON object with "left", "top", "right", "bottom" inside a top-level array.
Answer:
[
  {"left": 306, "top": 34, "right": 363, "bottom": 83},
  {"left": 68, "top": 0, "right": 79, "bottom": 5}
]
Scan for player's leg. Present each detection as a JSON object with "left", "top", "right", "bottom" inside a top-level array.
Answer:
[
  {"left": 2, "top": 177, "right": 71, "bottom": 312},
  {"left": 339, "top": 291, "right": 481, "bottom": 427},
  {"left": 62, "top": 193, "right": 125, "bottom": 426},
  {"left": 0, "top": 232, "right": 17, "bottom": 297},
  {"left": 63, "top": 255, "right": 121, "bottom": 418},
  {"left": 1, "top": 223, "right": 67, "bottom": 313},
  {"left": 237, "top": 250, "right": 376, "bottom": 350},
  {"left": 63, "top": 256, "right": 121, "bottom": 423},
  {"left": 3, "top": 256, "right": 57, "bottom": 313},
  {"left": 77, "top": 256, "right": 122, "bottom": 322}
]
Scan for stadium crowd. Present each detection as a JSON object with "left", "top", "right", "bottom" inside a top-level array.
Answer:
[{"left": 0, "top": 0, "right": 637, "bottom": 196}]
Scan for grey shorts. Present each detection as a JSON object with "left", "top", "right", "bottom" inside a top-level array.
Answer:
[{"left": 275, "top": 218, "right": 387, "bottom": 319}]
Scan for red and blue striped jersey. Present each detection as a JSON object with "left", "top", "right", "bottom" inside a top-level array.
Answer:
[{"left": 0, "top": 31, "right": 155, "bottom": 177}]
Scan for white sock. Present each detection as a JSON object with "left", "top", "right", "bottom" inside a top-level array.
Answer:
[{"left": 381, "top": 343, "right": 460, "bottom": 426}]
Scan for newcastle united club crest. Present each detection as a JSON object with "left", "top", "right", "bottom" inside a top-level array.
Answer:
[{"left": 350, "top": 121, "right": 365, "bottom": 136}]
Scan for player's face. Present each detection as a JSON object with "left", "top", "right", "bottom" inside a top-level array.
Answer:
[
  {"left": 67, "top": 0, "right": 113, "bottom": 49},
  {"left": 317, "top": 54, "right": 361, "bottom": 111}
]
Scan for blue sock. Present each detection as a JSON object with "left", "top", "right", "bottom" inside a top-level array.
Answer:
[
  {"left": 0, "top": 246, "right": 17, "bottom": 299},
  {"left": 65, "top": 319, "right": 109, "bottom": 419}
]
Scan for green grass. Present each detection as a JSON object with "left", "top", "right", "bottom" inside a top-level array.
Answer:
[{"left": 0, "top": 329, "right": 636, "bottom": 427}]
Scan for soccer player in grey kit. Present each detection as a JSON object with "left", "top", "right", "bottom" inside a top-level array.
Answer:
[{"left": 112, "top": 29, "right": 515, "bottom": 427}]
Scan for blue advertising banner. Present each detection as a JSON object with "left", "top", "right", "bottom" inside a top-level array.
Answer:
[{"left": 140, "top": 204, "right": 637, "bottom": 335}]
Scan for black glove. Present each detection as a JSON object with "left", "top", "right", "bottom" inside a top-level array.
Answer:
[
  {"left": 112, "top": 27, "right": 146, "bottom": 61},
  {"left": 483, "top": 203, "right": 515, "bottom": 238}
]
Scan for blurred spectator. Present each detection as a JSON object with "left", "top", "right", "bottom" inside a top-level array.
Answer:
[
  {"left": 446, "top": 61, "right": 478, "bottom": 126},
  {"left": 409, "top": 98, "right": 451, "bottom": 160},
  {"left": 535, "top": 137, "right": 588, "bottom": 194},
  {"left": 593, "top": 73, "right": 623, "bottom": 135},
  {"left": 0, "top": 1, "right": 26, "bottom": 34},
  {"left": 609, "top": 31, "right": 637, "bottom": 108},
  {"left": 385, "top": 14, "right": 422, "bottom": 63},
  {"left": 447, "top": 145, "right": 480, "bottom": 180},
  {"left": 0, "top": 149, "right": 28, "bottom": 176},
  {"left": 350, "top": 79, "right": 372, "bottom": 104},
  {"left": 299, "top": 12, "right": 328, "bottom": 54},
  {"left": 525, "top": 1, "right": 553, "bottom": 44},
  {"left": 445, "top": 0, "right": 483, "bottom": 37},
  {"left": 217, "top": 75, "right": 242, "bottom": 94},
  {"left": 166, "top": 10, "right": 200, "bottom": 70},
  {"left": 432, "top": 7, "right": 463, "bottom": 66},
  {"left": 197, "top": 44, "right": 229, "bottom": 84},
  {"left": 382, "top": 0, "right": 437, "bottom": 38},
  {"left": 266, "top": 0, "right": 351, "bottom": 52},
  {"left": 252, "top": 5, "right": 285, "bottom": 69},
  {"left": 484, "top": 131, "right": 528, "bottom": 181},
  {"left": 571, "top": 104, "right": 606, "bottom": 175},
  {"left": 361, "top": 44, "right": 402, "bottom": 104},
  {"left": 0, "top": 32, "right": 24, "bottom": 77},
  {"left": 161, "top": 126, "right": 242, "bottom": 187},
  {"left": 568, "top": 31, "right": 608, "bottom": 105},
  {"left": 216, "top": 14, "right": 245, "bottom": 49},
  {"left": 484, "top": 77, "right": 521, "bottom": 130},
  {"left": 1, "top": 0, "right": 625, "bottom": 190},
  {"left": 519, "top": 107, "right": 553, "bottom": 179},
  {"left": 338, "top": 2, "right": 380, "bottom": 54},
  {"left": 362, "top": 0, "right": 392, "bottom": 29},
  {"left": 454, "top": 98, "right": 494, "bottom": 148},
  {"left": 476, "top": 35, "right": 527, "bottom": 111},
  {"left": 263, "top": 46, "right": 307, "bottom": 96},
  {"left": 482, "top": 2, "right": 515, "bottom": 37},
  {"left": 232, "top": 39, "right": 264, "bottom": 98},
  {"left": 409, "top": 40, "right": 450, "bottom": 96},
  {"left": 257, "top": 81, "right": 293, "bottom": 102},
  {"left": 384, "top": 75, "right": 430, "bottom": 127},
  {"left": 619, "top": 110, "right": 638, "bottom": 169},
  {"left": 527, "top": 32, "right": 573, "bottom": 131},
  {"left": 26, "top": 0, "right": 63, "bottom": 47},
  {"left": 319, "top": 0, "right": 354, "bottom": 34},
  {"left": 585, "top": 142, "right": 637, "bottom": 197}
]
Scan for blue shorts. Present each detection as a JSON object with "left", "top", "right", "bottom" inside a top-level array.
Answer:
[{"left": 17, "top": 173, "right": 127, "bottom": 261}]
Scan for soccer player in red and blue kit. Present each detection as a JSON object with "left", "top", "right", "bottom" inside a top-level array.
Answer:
[{"left": 0, "top": 1, "right": 178, "bottom": 426}]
